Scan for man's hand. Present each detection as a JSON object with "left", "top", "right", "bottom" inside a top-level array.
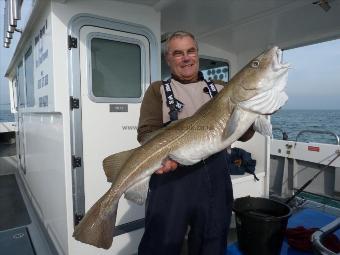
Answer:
[{"left": 155, "top": 158, "right": 178, "bottom": 174}]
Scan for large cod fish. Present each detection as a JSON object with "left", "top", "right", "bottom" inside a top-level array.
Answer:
[{"left": 73, "top": 46, "right": 289, "bottom": 249}]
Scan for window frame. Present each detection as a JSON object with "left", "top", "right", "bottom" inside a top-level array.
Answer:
[
  {"left": 86, "top": 32, "right": 146, "bottom": 103},
  {"left": 17, "top": 61, "right": 26, "bottom": 108},
  {"left": 24, "top": 46, "right": 35, "bottom": 107}
]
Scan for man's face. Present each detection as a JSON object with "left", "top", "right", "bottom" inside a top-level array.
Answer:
[{"left": 166, "top": 36, "right": 199, "bottom": 82}]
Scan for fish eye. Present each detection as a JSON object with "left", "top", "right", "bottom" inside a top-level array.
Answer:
[{"left": 251, "top": 60, "right": 260, "bottom": 68}]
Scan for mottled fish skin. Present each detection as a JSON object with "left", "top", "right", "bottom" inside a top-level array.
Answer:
[{"left": 73, "top": 46, "right": 289, "bottom": 249}]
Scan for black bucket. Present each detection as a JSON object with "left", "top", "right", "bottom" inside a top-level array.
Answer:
[{"left": 233, "top": 196, "right": 292, "bottom": 255}]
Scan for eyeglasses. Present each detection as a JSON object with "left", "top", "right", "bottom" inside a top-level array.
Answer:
[{"left": 169, "top": 48, "right": 198, "bottom": 59}]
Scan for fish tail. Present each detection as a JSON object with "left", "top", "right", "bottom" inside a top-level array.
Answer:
[{"left": 73, "top": 191, "right": 119, "bottom": 249}]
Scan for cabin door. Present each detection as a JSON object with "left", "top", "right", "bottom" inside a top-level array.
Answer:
[{"left": 79, "top": 26, "right": 149, "bottom": 229}]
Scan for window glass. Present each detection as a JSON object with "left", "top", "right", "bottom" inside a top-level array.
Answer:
[
  {"left": 17, "top": 62, "right": 25, "bottom": 107},
  {"left": 25, "top": 47, "right": 35, "bottom": 107},
  {"left": 91, "top": 38, "right": 141, "bottom": 98},
  {"left": 200, "top": 58, "right": 229, "bottom": 82}
]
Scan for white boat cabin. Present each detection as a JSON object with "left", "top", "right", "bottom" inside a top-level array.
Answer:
[{"left": 2, "top": 0, "right": 340, "bottom": 254}]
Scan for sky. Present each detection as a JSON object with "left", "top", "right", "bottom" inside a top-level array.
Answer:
[{"left": 282, "top": 38, "right": 340, "bottom": 110}]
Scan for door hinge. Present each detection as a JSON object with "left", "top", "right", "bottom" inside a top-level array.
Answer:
[
  {"left": 70, "top": 97, "right": 79, "bottom": 110},
  {"left": 72, "top": 156, "right": 82, "bottom": 168},
  {"left": 68, "top": 35, "right": 78, "bottom": 49},
  {"left": 74, "top": 213, "right": 84, "bottom": 226}
]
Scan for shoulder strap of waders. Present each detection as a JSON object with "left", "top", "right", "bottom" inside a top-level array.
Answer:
[
  {"left": 203, "top": 79, "right": 218, "bottom": 98},
  {"left": 162, "top": 78, "right": 184, "bottom": 121}
]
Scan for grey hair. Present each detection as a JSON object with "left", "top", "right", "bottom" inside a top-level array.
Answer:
[{"left": 163, "top": 30, "right": 199, "bottom": 56}]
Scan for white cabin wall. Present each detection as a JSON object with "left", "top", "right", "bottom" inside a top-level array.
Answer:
[
  {"left": 20, "top": 113, "right": 68, "bottom": 254},
  {"left": 50, "top": 1, "right": 160, "bottom": 254},
  {"left": 232, "top": 133, "right": 270, "bottom": 198}
]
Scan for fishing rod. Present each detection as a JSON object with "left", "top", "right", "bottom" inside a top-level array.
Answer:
[{"left": 285, "top": 151, "right": 340, "bottom": 205}]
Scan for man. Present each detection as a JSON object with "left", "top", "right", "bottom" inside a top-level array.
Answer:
[{"left": 137, "top": 31, "right": 254, "bottom": 255}]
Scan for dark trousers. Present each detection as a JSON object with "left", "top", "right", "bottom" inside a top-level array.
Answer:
[{"left": 138, "top": 151, "right": 233, "bottom": 255}]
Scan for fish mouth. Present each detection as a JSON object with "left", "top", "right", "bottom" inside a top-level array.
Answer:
[
  {"left": 238, "top": 46, "right": 289, "bottom": 115},
  {"left": 274, "top": 48, "right": 290, "bottom": 71}
]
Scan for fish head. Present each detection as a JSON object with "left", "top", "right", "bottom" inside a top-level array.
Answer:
[{"left": 232, "top": 46, "right": 289, "bottom": 115}]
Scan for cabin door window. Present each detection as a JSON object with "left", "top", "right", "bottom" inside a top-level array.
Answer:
[{"left": 90, "top": 38, "right": 142, "bottom": 100}]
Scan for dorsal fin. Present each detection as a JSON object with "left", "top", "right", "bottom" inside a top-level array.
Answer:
[{"left": 103, "top": 148, "right": 137, "bottom": 182}]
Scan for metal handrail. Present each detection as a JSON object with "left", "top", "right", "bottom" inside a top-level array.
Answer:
[
  {"left": 311, "top": 217, "right": 340, "bottom": 255},
  {"left": 295, "top": 130, "right": 340, "bottom": 146},
  {"left": 272, "top": 127, "right": 288, "bottom": 140}
]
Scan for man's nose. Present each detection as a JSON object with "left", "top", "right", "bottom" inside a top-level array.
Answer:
[{"left": 182, "top": 54, "right": 191, "bottom": 61}]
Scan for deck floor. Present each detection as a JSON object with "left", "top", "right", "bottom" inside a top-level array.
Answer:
[
  {"left": 0, "top": 174, "right": 31, "bottom": 230},
  {"left": 227, "top": 207, "right": 340, "bottom": 255},
  {"left": 0, "top": 143, "right": 56, "bottom": 255}
]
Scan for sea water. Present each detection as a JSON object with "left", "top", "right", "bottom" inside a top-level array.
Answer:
[{"left": 271, "top": 109, "right": 340, "bottom": 145}]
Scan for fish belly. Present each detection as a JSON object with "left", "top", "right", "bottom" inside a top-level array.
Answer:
[{"left": 170, "top": 137, "right": 223, "bottom": 165}]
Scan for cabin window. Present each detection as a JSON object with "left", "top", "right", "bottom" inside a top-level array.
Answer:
[
  {"left": 24, "top": 47, "right": 35, "bottom": 107},
  {"left": 200, "top": 58, "right": 229, "bottom": 82},
  {"left": 90, "top": 37, "right": 141, "bottom": 99},
  {"left": 17, "top": 62, "right": 25, "bottom": 107}
]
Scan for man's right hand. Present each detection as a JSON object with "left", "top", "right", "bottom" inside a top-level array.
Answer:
[{"left": 155, "top": 159, "right": 178, "bottom": 174}]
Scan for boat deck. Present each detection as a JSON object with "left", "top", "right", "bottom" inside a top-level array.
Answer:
[
  {"left": 227, "top": 207, "right": 340, "bottom": 255},
  {"left": 0, "top": 143, "right": 56, "bottom": 255}
]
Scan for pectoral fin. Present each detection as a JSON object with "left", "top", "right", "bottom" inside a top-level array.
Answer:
[
  {"left": 253, "top": 115, "right": 272, "bottom": 137},
  {"left": 124, "top": 176, "right": 150, "bottom": 205},
  {"left": 223, "top": 106, "right": 257, "bottom": 140},
  {"left": 103, "top": 148, "right": 137, "bottom": 182}
]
